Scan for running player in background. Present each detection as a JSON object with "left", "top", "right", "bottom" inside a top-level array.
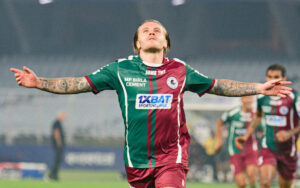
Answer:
[
  {"left": 214, "top": 96, "right": 258, "bottom": 188},
  {"left": 236, "top": 64, "right": 300, "bottom": 188},
  {"left": 10, "top": 20, "right": 292, "bottom": 188}
]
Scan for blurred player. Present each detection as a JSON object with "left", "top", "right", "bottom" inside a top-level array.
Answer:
[
  {"left": 236, "top": 64, "right": 300, "bottom": 188},
  {"left": 49, "top": 112, "right": 66, "bottom": 181},
  {"left": 10, "top": 20, "right": 292, "bottom": 188},
  {"left": 214, "top": 96, "right": 258, "bottom": 188}
]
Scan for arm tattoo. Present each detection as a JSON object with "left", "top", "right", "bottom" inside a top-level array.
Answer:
[
  {"left": 208, "top": 79, "right": 258, "bottom": 97},
  {"left": 38, "top": 77, "right": 92, "bottom": 94}
]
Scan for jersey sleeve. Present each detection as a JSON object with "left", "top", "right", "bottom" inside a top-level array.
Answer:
[
  {"left": 84, "top": 61, "right": 118, "bottom": 94},
  {"left": 221, "top": 111, "right": 230, "bottom": 123},
  {"left": 185, "top": 64, "right": 215, "bottom": 96}
]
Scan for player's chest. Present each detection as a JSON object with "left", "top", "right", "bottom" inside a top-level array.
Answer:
[
  {"left": 261, "top": 97, "right": 293, "bottom": 116},
  {"left": 118, "top": 65, "right": 185, "bottom": 95}
]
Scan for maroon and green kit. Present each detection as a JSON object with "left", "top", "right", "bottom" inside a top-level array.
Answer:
[
  {"left": 258, "top": 91, "right": 300, "bottom": 155},
  {"left": 85, "top": 55, "right": 215, "bottom": 168}
]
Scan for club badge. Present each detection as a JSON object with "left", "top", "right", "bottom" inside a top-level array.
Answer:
[
  {"left": 167, "top": 77, "right": 178, "bottom": 89},
  {"left": 279, "top": 106, "right": 289, "bottom": 115}
]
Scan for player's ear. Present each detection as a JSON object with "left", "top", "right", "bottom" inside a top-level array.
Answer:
[
  {"left": 163, "top": 39, "right": 168, "bottom": 50},
  {"left": 136, "top": 41, "right": 141, "bottom": 50}
]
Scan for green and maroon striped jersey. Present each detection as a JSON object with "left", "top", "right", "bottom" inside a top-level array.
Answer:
[
  {"left": 257, "top": 91, "right": 300, "bottom": 155},
  {"left": 85, "top": 55, "right": 215, "bottom": 168},
  {"left": 221, "top": 107, "right": 258, "bottom": 156}
]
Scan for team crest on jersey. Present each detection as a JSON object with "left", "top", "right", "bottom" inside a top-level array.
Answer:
[
  {"left": 167, "top": 77, "right": 178, "bottom": 89},
  {"left": 279, "top": 106, "right": 289, "bottom": 115},
  {"left": 136, "top": 94, "right": 173, "bottom": 109}
]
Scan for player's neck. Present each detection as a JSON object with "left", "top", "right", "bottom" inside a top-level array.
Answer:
[
  {"left": 241, "top": 106, "right": 251, "bottom": 113},
  {"left": 139, "top": 50, "right": 164, "bottom": 65}
]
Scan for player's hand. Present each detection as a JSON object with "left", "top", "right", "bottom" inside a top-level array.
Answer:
[
  {"left": 276, "top": 130, "right": 291, "bottom": 142},
  {"left": 10, "top": 66, "right": 39, "bottom": 88},
  {"left": 235, "top": 136, "right": 246, "bottom": 150},
  {"left": 258, "top": 79, "right": 292, "bottom": 98}
]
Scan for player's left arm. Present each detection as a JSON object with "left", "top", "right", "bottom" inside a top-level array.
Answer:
[
  {"left": 276, "top": 92, "right": 300, "bottom": 142},
  {"left": 208, "top": 79, "right": 292, "bottom": 97}
]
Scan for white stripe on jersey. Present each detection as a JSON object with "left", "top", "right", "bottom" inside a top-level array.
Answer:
[
  {"left": 176, "top": 75, "right": 186, "bottom": 163},
  {"left": 118, "top": 72, "right": 133, "bottom": 167},
  {"left": 290, "top": 108, "right": 296, "bottom": 157}
]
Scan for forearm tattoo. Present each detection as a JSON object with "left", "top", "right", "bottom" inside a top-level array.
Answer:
[
  {"left": 39, "top": 77, "right": 92, "bottom": 94},
  {"left": 208, "top": 79, "right": 258, "bottom": 97}
]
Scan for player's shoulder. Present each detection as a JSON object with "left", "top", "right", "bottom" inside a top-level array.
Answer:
[
  {"left": 115, "top": 55, "right": 139, "bottom": 63},
  {"left": 288, "top": 89, "right": 298, "bottom": 100},
  {"left": 169, "top": 57, "right": 186, "bottom": 65},
  {"left": 228, "top": 106, "right": 241, "bottom": 117}
]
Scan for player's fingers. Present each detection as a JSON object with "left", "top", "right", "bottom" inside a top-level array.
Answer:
[
  {"left": 23, "top": 66, "right": 34, "bottom": 74},
  {"left": 16, "top": 77, "right": 21, "bottom": 82},
  {"left": 277, "top": 93, "right": 287, "bottom": 98},
  {"left": 10, "top": 68, "right": 22, "bottom": 73},
  {"left": 278, "top": 81, "right": 292, "bottom": 86},
  {"left": 17, "top": 81, "right": 22, "bottom": 85},
  {"left": 279, "top": 86, "right": 292, "bottom": 91}
]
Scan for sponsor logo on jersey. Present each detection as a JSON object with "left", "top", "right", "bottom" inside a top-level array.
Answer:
[
  {"left": 235, "top": 128, "right": 247, "bottom": 135},
  {"left": 265, "top": 115, "right": 287, "bottom": 127},
  {"left": 124, "top": 77, "right": 147, "bottom": 87},
  {"left": 262, "top": 106, "right": 272, "bottom": 113},
  {"left": 136, "top": 94, "right": 173, "bottom": 109},
  {"left": 279, "top": 106, "right": 289, "bottom": 115},
  {"left": 167, "top": 77, "right": 178, "bottom": 89},
  {"left": 145, "top": 70, "right": 166, "bottom": 76},
  {"left": 232, "top": 121, "right": 244, "bottom": 128}
]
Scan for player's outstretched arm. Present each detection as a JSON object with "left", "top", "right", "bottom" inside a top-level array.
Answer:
[
  {"left": 208, "top": 79, "right": 292, "bottom": 97},
  {"left": 10, "top": 66, "right": 92, "bottom": 94}
]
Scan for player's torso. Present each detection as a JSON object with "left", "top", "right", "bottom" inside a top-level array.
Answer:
[
  {"left": 227, "top": 108, "right": 256, "bottom": 155},
  {"left": 259, "top": 94, "right": 298, "bottom": 153},
  {"left": 116, "top": 57, "right": 189, "bottom": 168}
]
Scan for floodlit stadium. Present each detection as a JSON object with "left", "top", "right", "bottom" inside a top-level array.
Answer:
[{"left": 1, "top": 0, "right": 300, "bottom": 187}]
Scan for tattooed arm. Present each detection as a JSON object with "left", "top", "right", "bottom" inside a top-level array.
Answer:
[
  {"left": 37, "top": 77, "right": 91, "bottom": 94},
  {"left": 10, "top": 66, "right": 91, "bottom": 94},
  {"left": 208, "top": 79, "right": 292, "bottom": 97}
]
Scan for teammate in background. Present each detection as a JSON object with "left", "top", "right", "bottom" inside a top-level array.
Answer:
[
  {"left": 49, "top": 112, "right": 66, "bottom": 181},
  {"left": 214, "top": 96, "right": 258, "bottom": 188},
  {"left": 10, "top": 20, "right": 292, "bottom": 188},
  {"left": 236, "top": 64, "right": 300, "bottom": 188}
]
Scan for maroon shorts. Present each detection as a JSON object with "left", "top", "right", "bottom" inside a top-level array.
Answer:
[
  {"left": 259, "top": 148, "right": 297, "bottom": 181},
  {"left": 230, "top": 150, "right": 258, "bottom": 175},
  {"left": 126, "top": 164, "right": 189, "bottom": 188}
]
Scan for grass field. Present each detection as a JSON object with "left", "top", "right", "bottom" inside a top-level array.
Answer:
[{"left": 0, "top": 170, "right": 293, "bottom": 188}]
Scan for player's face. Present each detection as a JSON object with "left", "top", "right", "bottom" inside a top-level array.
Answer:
[
  {"left": 265, "top": 70, "right": 286, "bottom": 82},
  {"left": 136, "top": 22, "right": 168, "bottom": 53},
  {"left": 241, "top": 96, "right": 253, "bottom": 111}
]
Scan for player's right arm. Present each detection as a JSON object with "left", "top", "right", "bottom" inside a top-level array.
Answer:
[
  {"left": 214, "top": 118, "right": 224, "bottom": 153},
  {"left": 235, "top": 110, "right": 263, "bottom": 149},
  {"left": 10, "top": 66, "right": 92, "bottom": 94}
]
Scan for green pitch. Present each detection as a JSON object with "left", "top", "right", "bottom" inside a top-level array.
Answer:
[{"left": 0, "top": 170, "right": 290, "bottom": 188}]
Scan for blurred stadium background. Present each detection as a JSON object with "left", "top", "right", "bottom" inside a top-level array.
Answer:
[{"left": 0, "top": 0, "right": 300, "bottom": 187}]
